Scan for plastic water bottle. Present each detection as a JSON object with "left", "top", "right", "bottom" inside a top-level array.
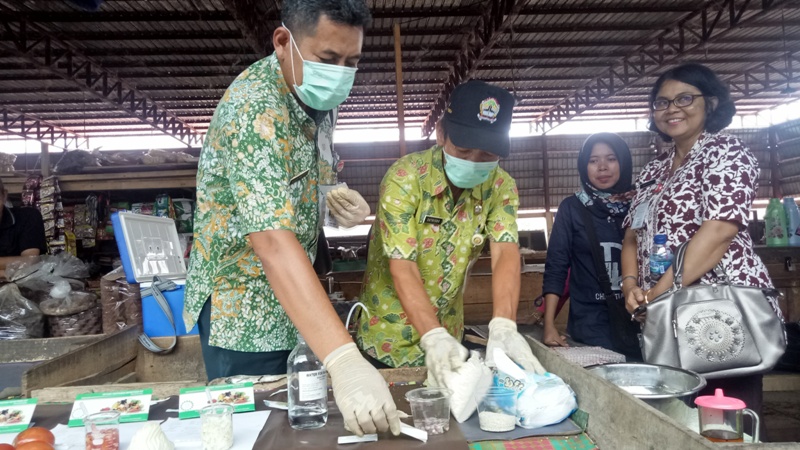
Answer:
[
  {"left": 765, "top": 198, "right": 789, "bottom": 247},
  {"left": 782, "top": 198, "right": 800, "bottom": 247},
  {"left": 649, "top": 234, "right": 673, "bottom": 282},
  {"left": 287, "top": 333, "right": 328, "bottom": 430}
]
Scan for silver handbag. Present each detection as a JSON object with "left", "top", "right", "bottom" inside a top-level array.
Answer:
[{"left": 636, "top": 242, "right": 786, "bottom": 379}]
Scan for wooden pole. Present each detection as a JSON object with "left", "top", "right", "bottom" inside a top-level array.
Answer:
[
  {"left": 542, "top": 135, "right": 554, "bottom": 233},
  {"left": 769, "top": 126, "right": 782, "bottom": 198},
  {"left": 41, "top": 142, "right": 50, "bottom": 177},
  {"left": 393, "top": 22, "right": 406, "bottom": 157}
]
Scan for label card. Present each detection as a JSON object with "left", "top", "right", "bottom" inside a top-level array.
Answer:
[
  {"left": 68, "top": 389, "right": 152, "bottom": 427},
  {"left": 0, "top": 398, "right": 37, "bottom": 434},
  {"left": 178, "top": 383, "right": 255, "bottom": 419},
  {"left": 631, "top": 202, "right": 648, "bottom": 230}
]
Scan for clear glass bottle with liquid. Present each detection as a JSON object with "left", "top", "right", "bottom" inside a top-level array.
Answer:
[
  {"left": 649, "top": 234, "right": 673, "bottom": 283},
  {"left": 287, "top": 332, "right": 328, "bottom": 430}
]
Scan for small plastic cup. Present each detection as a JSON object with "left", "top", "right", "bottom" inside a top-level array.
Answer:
[
  {"left": 200, "top": 403, "right": 234, "bottom": 450},
  {"left": 404, "top": 387, "right": 452, "bottom": 435},
  {"left": 477, "top": 387, "right": 518, "bottom": 432},
  {"left": 84, "top": 411, "right": 121, "bottom": 450}
]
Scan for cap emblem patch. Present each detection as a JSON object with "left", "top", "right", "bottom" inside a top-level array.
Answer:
[{"left": 477, "top": 97, "right": 499, "bottom": 123}]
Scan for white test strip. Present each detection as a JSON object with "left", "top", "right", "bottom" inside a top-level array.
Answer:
[
  {"left": 337, "top": 434, "right": 379, "bottom": 444},
  {"left": 400, "top": 423, "right": 428, "bottom": 442},
  {"left": 262, "top": 400, "right": 288, "bottom": 410}
]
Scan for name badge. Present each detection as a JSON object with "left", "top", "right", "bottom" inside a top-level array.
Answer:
[
  {"left": 423, "top": 215, "right": 443, "bottom": 225},
  {"left": 631, "top": 202, "right": 648, "bottom": 230}
]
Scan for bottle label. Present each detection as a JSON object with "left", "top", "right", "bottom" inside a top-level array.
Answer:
[
  {"left": 649, "top": 260, "right": 671, "bottom": 276},
  {"left": 298, "top": 369, "right": 327, "bottom": 402}
]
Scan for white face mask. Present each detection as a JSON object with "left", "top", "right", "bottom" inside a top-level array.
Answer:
[
  {"left": 443, "top": 151, "right": 499, "bottom": 189},
  {"left": 284, "top": 24, "right": 357, "bottom": 111}
]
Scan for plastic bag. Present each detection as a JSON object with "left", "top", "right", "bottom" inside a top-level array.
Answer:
[
  {"left": 40, "top": 291, "right": 97, "bottom": 316},
  {"left": 492, "top": 348, "right": 577, "bottom": 429},
  {"left": 439, "top": 351, "right": 493, "bottom": 423},
  {"left": 0, "top": 283, "right": 44, "bottom": 339},
  {"left": 100, "top": 267, "right": 142, "bottom": 333},
  {"left": 515, "top": 373, "right": 577, "bottom": 429},
  {"left": 53, "top": 149, "right": 101, "bottom": 174},
  {"left": 8, "top": 254, "right": 88, "bottom": 306},
  {"left": 0, "top": 151, "right": 16, "bottom": 172},
  {"left": 51, "top": 252, "right": 90, "bottom": 279},
  {"left": 5, "top": 256, "right": 43, "bottom": 282}
]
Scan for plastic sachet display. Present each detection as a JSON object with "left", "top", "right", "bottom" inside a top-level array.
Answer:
[{"left": 491, "top": 348, "right": 577, "bottom": 429}]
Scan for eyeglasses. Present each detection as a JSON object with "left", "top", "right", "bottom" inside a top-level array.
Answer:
[{"left": 652, "top": 94, "right": 705, "bottom": 111}]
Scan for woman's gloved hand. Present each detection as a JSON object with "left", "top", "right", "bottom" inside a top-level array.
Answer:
[
  {"left": 324, "top": 343, "right": 401, "bottom": 437},
  {"left": 420, "top": 327, "right": 469, "bottom": 389},
  {"left": 485, "top": 317, "right": 546, "bottom": 374},
  {"left": 327, "top": 187, "right": 370, "bottom": 228}
]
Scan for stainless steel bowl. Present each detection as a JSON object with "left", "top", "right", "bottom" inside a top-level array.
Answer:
[{"left": 587, "top": 363, "right": 707, "bottom": 422}]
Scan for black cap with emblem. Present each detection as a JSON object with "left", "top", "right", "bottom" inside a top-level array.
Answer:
[{"left": 441, "top": 80, "right": 515, "bottom": 157}]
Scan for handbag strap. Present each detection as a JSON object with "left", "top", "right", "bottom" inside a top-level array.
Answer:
[
  {"left": 138, "top": 276, "right": 178, "bottom": 354},
  {"left": 578, "top": 206, "right": 615, "bottom": 298},
  {"left": 672, "top": 241, "right": 729, "bottom": 290}
]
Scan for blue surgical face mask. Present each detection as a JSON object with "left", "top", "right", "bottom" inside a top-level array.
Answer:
[
  {"left": 284, "top": 24, "right": 357, "bottom": 111},
  {"left": 442, "top": 149, "right": 499, "bottom": 189}
]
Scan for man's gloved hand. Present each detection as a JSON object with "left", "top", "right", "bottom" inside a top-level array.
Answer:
[
  {"left": 485, "top": 317, "right": 546, "bottom": 374},
  {"left": 327, "top": 187, "right": 370, "bottom": 228},
  {"left": 324, "top": 343, "right": 401, "bottom": 437},
  {"left": 420, "top": 327, "right": 468, "bottom": 389}
]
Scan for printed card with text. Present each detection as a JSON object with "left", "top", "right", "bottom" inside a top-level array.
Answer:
[
  {"left": 68, "top": 389, "right": 152, "bottom": 426},
  {"left": 178, "top": 382, "right": 255, "bottom": 419},
  {"left": 0, "top": 398, "right": 37, "bottom": 434}
]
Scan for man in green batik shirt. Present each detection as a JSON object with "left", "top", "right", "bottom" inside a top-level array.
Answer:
[
  {"left": 183, "top": 0, "right": 399, "bottom": 437},
  {"left": 357, "top": 80, "right": 546, "bottom": 389}
]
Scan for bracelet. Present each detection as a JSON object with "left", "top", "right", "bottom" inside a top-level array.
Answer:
[{"left": 619, "top": 275, "right": 638, "bottom": 287}]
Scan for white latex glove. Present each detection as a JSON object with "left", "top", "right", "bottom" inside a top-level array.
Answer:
[
  {"left": 419, "top": 327, "right": 469, "bottom": 389},
  {"left": 485, "top": 317, "right": 546, "bottom": 374},
  {"left": 327, "top": 187, "right": 370, "bottom": 228},
  {"left": 324, "top": 343, "right": 401, "bottom": 437}
]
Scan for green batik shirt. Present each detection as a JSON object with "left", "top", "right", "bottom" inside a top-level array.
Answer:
[
  {"left": 356, "top": 146, "right": 519, "bottom": 367},
  {"left": 184, "top": 53, "right": 326, "bottom": 352}
]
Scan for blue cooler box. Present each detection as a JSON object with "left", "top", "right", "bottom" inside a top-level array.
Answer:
[{"left": 111, "top": 212, "right": 197, "bottom": 337}]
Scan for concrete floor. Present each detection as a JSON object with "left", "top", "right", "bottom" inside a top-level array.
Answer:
[{"left": 764, "top": 390, "right": 800, "bottom": 443}]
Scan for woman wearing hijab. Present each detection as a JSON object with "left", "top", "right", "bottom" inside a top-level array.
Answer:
[{"left": 542, "top": 133, "right": 640, "bottom": 359}]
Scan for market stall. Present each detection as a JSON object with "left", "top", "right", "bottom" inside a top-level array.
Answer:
[{"left": 2, "top": 322, "right": 791, "bottom": 449}]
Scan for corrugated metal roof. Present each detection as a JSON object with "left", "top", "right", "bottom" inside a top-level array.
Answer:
[{"left": 1, "top": 0, "right": 799, "bottom": 145}]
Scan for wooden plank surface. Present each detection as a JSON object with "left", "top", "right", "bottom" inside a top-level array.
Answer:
[
  {"left": 22, "top": 326, "right": 139, "bottom": 397},
  {"left": 0, "top": 169, "right": 198, "bottom": 194},
  {"left": 0, "top": 335, "right": 105, "bottom": 363},
  {"left": 136, "top": 335, "right": 206, "bottom": 383},
  {"left": 31, "top": 381, "right": 205, "bottom": 403}
]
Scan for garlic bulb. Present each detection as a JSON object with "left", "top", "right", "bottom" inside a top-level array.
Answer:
[{"left": 127, "top": 422, "right": 175, "bottom": 450}]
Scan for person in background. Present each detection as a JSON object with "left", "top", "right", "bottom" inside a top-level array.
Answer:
[
  {"left": 357, "top": 80, "right": 545, "bottom": 390},
  {"left": 0, "top": 178, "right": 46, "bottom": 279},
  {"left": 622, "top": 62, "right": 781, "bottom": 430},
  {"left": 542, "top": 133, "right": 640, "bottom": 360},
  {"left": 183, "top": 0, "right": 399, "bottom": 437}
]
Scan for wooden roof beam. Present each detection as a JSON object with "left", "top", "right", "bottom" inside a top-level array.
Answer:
[
  {"left": 420, "top": 0, "right": 528, "bottom": 137},
  {"left": 223, "top": 0, "right": 279, "bottom": 58},
  {"left": 533, "top": 0, "right": 793, "bottom": 134},
  {"left": 0, "top": 17, "right": 203, "bottom": 146},
  {"left": 0, "top": 107, "right": 88, "bottom": 150}
]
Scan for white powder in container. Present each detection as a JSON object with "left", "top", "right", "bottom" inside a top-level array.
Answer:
[
  {"left": 478, "top": 411, "right": 516, "bottom": 432},
  {"left": 201, "top": 414, "right": 234, "bottom": 450}
]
